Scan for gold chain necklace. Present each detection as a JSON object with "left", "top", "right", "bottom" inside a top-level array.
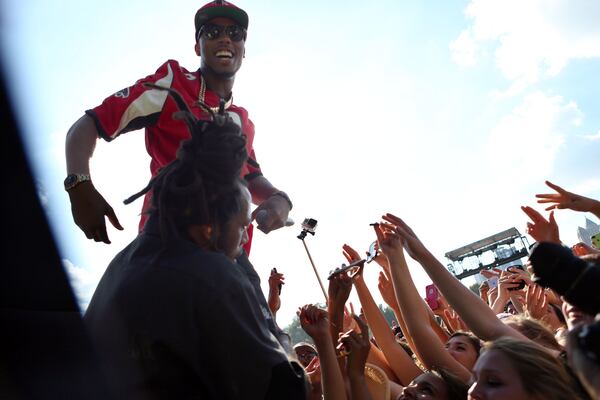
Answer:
[{"left": 199, "top": 74, "right": 233, "bottom": 112}]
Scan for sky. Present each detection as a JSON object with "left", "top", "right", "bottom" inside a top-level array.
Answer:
[{"left": 1, "top": 0, "right": 600, "bottom": 329}]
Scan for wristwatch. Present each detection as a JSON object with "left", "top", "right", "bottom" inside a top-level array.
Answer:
[{"left": 64, "top": 173, "right": 91, "bottom": 191}]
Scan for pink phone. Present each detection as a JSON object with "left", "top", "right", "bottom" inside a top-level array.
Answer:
[{"left": 425, "top": 284, "right": 439, "bottom": 310}]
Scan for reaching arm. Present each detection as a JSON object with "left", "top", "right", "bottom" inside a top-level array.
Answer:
[
  {"left": 342, "top": 244, "right": 422, "bottom": 385},
  {"left": 366, "top": 343, "right": 400, "bottom": 383},
  {"left": 299, "top": 305, "right": 347, "bottom": 400},
  {"left": 339, "top": 315, "right": 374, "bottom": 400},
  {"left": 536, "top": 180, "right": 600, "bottom": 219},
  {"left": 247, "top": 176, "right": 292, "bottom": 234},
  {"left": 65, "top": 115, "right": 122, "bottom": 243},
  {"left": 267, "top": 269, "right": 284, "bottom": 320},
  {"left": 353, "top": 275, "right": 422, "bottom": 385},
  {"left": 375, "top": 269, "right": 419, "bottom": 358},
  {"left": 374, "top": 223, "right": 473, "bottom": 383},
  {"left": 381, "top": 213, "right": 529, "bottom": 345}
]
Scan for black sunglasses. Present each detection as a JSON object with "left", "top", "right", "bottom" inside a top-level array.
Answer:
[{"left": 198, "top": 24, "right": 246, "bottom": 42}]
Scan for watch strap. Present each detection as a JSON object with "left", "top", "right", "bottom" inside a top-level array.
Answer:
[{"left": 64, "top": 173, "right": 91, "bottom": 191}]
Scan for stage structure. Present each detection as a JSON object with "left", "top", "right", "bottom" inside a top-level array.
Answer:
[{"left": 445, "top": 228, "right": 531, "bottom": 280}]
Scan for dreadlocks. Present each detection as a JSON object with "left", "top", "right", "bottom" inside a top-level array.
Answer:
[{"left": 123, "top": 83, "right": 248, "bottom": 244}]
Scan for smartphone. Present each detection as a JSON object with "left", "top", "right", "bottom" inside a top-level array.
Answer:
[
  {"left": 425, "top": 284, "right": 439, "bottom": 310},
  {"left": 328, "top": 259, "right": 364, "bottom": 280},
  {"left": 271, "top": 267, "right": 282, "bottom": 294},
  {"left": 592, "top": 233, "right": 600, "bottom": 250},
  {"left": 366, "top": 241, "right": 378, "bottom": 263},
  {"left": 487, "top": 276, "right": 499, "bottom": 289}
]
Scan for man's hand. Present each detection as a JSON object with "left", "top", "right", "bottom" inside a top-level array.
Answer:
[
  {"left": 68, "top": 181, "right": 123, "bottom": 243},
  {"left": 251, "top": 194, "right": 291, "bottom": 234}
]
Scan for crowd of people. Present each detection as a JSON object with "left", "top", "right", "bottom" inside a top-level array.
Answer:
[
  {"left": 291, "top": 182, "right": 600, "bottom": 400},
  {"left": 61, "top": 1, "right": 600, "bottom": 399}
]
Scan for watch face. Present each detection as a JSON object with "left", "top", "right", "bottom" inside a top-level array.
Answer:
[
  {"left": 64, "top": 174, "right": 89, "bottom": 190},
  {"left": 65, "top": 175, "right": 77, "bottom": 186}
]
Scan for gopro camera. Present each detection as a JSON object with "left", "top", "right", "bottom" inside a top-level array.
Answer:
[{"left": 301, "top": 218, "right": 318, "bottom": 233}]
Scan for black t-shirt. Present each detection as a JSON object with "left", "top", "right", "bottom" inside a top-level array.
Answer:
[{"left": 84, "top": 216, "right": 305, "bottom": 399}]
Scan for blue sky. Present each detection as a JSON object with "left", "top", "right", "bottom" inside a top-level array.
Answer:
[{"left": 2, "top": 0, "right": 599, "bottom": 327}]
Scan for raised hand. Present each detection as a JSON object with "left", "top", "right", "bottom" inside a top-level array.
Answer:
[
  {"left": 498, "top": 271, "right": 524, "bottom": 297},
  {"left": 572, "top": 242, "right": 600, "bottom": 256},
  {"left": 480, "top": 268, "right": 502, "bottom": 280},
  {"left": 372, "top": 222, "right": 405, "bottom": 260},
  {"left": 478, "top": 281, "right": 490, "bottom": 305},
  {"left": 305, "top": 355, "right": 322, "bottom": 387},
  {"left": 298, "top": 304, "right": 330, "bottom": 342},
  {"left": 377, "top": 271, "right": 397, "bottom": 308},
  {"left": 443, "top": 308, "right": 468, "bottom": 333},
  {"left": 338, "top": 314, "right": 371, "bottom": 379},
  {"left": 343, "top": 302, "right": 360, "bottom": 333},
  {"left": 328, "top": 271, "right": 352, "bottom": 310},
  {"left": 523, "top": 284, "right": 548, "bottom": 321},
  {"left": 521, "top": 205, "right": 560, "bottom": 244},
  {"left": 267, "top": 268, "right": 284, "bottom": 315},
  {"left": 381, "top": 213, "right": 430, "bottom": 260},
  {"left": 536, "top": 180, "right": 600, "bottom": 215},
  {"left": 342, "top": 243, "right": 362, "bottom": 263}
]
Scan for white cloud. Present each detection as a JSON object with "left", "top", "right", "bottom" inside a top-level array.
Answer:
[
  {"left": 450, "top": 30, "right": 478, "bottom": 67},
  {"left": 452, "top": 0, "right": 600, "bottom": 86},
  {"left": 35, "top": 180, "right": 48, "bottom": 207},
  {"left": 485, "top": 91, "right": 582, "bottom": 181},
  {"left": 62, "top": 258, "right": 102, "bottom": 312}
]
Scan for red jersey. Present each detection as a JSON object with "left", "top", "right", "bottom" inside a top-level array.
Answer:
[{"left": 86, "top": 60, "right": 259, "bottom": 253}]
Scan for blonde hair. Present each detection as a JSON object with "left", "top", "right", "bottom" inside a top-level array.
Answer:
[
  {"left": 503, "top": 313, "right": 562, "bottom": 351},
  {"left": 483, "top": 338, "right": 578, "bottom": 400}
]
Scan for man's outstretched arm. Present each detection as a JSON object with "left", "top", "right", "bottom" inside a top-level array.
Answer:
[
  {"left": 247, "top": 175, "right": 292, "bottom": 234},
  {"left": 65, "top": 114, "right": 122, "bottom": 243}
]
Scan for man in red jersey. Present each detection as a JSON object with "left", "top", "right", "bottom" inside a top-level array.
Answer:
[
  {"left": 64, "top": 1, "right": 292, "bottom": 254},
  {"left": 65, "top": 0, "right": 296, "bottom": 365}
]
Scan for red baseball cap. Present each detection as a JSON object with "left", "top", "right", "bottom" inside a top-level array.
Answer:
[{"left": 195, "top": 1, "right": 249, "bottom": 36}]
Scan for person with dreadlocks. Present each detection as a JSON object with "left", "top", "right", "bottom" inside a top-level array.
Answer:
[
  {"left": 83, "top": 86, "right": 307, "bottom": 400},
  {"left": 64, "top": 0, "right": 292, "bottom": 247}
]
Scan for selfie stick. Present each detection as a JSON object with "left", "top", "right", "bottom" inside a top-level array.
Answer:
[{"left": 298, "top": 230, "right": 328, "bottom": 303}]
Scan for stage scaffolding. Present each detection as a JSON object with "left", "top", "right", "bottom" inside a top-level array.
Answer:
[{"left": 445, "top": 228, "right": 531, "bottom": 280}]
